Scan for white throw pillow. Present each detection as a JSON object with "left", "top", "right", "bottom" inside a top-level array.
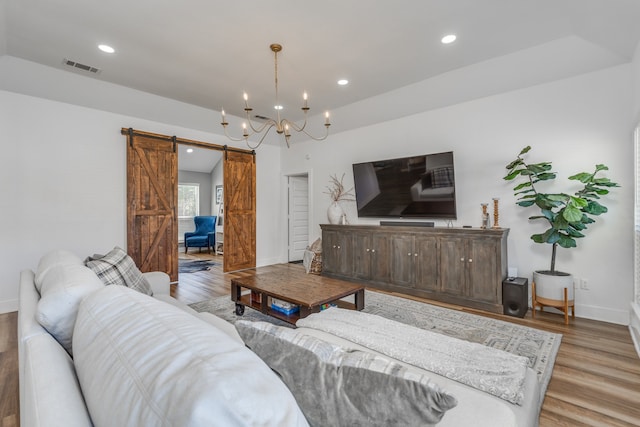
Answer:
[
  {"left": 36, "top": 264, "right": 104, "bottom": 355},
  {"left": 73, "top": 286, "right": 309, "bottom": 427},
  {"left": 34, "top": 249, "right": 83, "bottom": 292}
]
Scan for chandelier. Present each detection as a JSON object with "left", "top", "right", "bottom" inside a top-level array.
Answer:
[{"left": 220, "top": 43, "right": 331, "bottom": 149}]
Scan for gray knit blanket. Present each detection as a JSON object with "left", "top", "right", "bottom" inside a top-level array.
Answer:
[{"left": 296, "top": 307, "right": 529, "bottom": 405}]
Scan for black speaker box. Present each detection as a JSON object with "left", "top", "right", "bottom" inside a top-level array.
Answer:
[{"left": 502, "top": 277, "right": 528, "bottom": 318}]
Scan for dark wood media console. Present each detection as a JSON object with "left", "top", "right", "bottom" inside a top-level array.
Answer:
[{"left": 320, "top": 224, "right": 508, "bottom": 313}]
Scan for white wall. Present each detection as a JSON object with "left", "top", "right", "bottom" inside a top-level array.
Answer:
[
  {"left": 633, "top": 41, "right": 640, "bottom": 125},
  {"left": 0, "top": 85, "right": 283, "bottom": 313},
  {"left": 630, "top": 41, "right": 640, "bottom": 354},
  {"left": 282, "top": 64, "right": 634, "bottom": 325}
]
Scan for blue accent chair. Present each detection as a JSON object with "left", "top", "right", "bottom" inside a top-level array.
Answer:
[{"left": 184, "top": 216, "right": 216, "bottom": 254}]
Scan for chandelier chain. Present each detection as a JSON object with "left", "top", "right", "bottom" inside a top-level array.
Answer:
[{"left": 274, "top": 47, "right": 281, "bottom": 125}]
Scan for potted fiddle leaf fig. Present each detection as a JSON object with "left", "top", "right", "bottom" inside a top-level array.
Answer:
[{"left": 503, "top": 146, "right": 619, "bottom": 306}]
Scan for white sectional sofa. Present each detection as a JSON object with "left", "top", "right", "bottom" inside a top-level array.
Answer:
[
  {"left": 18, "top": 249, "right": 307, "bottom": 427},
  {"left": 18, "top": 249, "right": 542, "bottom": 426}
]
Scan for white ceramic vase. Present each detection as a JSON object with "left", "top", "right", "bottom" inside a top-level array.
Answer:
[{"left": 327, "top": 201, "right": 344, "bottom": 224}]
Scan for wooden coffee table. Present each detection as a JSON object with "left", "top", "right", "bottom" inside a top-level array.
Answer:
[{"left": 231, "top": 267, "right": 365, "bottom": 325}]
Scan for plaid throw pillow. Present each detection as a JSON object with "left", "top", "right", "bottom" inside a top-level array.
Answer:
[
  {"left": 85, "top": 247, "right": 153, "bottom": 296},
  {"left": 431, "top": 166, "right": 454, "bottom": 188}
]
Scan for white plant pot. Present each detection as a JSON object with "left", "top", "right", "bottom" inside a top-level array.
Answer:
[
  {"left": 327, "top": 202, "right": 344, "bottom": 224},
  {"left": 533, "top": 270, "right": 574, "bottom": 303}
]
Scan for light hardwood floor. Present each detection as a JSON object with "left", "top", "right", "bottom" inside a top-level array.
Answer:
[{"left": 2, "top": 253, "right": 639, "bottom": 427}]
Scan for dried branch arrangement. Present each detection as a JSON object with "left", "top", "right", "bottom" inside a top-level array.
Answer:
[{"left": 324, "top": 173, "right": 356, "bottom": 202}]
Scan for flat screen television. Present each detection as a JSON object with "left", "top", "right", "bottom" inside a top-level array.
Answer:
[{"left": 352, "top": 151, "right": 457, "bottom": 219}]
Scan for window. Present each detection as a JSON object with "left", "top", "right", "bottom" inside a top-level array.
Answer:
[{"left": 178, "top": 183, "right": 200, "bottom": 217}]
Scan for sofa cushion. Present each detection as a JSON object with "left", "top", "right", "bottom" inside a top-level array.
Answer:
[
  {"left": 34, "top": 249, "right": 83, "bottom": 292},
  {"left": 22, "top": 333, "right": 93, "bottom": 427},
  {"left": 85, "top": 246, "right": 153, "bottom": 296},
  {"left": 141, "top": 271, "right": 171, "bottom": 295},
  {"left": 73, "top": 286, "right": 309, "bottom": 427},
  {"left": 236, "top": 320, "right": 458, "bottom": 427},
  {"left": 36, "top": 264, "right": 104, "bottom": 355}
]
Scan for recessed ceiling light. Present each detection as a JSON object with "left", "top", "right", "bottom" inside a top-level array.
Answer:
[
  {"left": 186, "top": 148, "right": 194, "bottom": 153},
  {"left": 98, "top": 44, "right": 115, "bottom": 53},
  {"left": 274, "top": 105, "right": 284, "bottom": 110},
  {"left": 338, "top": 79, "right": 349, "bottom": 86},
  {"left": 441, "top": 34, "right": 457, "bottom": 44}
]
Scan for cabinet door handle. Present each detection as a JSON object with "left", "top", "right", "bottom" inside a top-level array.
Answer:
[
  {"left": 371, "top": 249, "right": 376, "bottom": 253},
  {"left": 366, "top": 248, "right": 370, "bottom": 252},
  {"left": 337, "top": 245, "right": 341, "bottom": 249},
  {"left": 468, "top": 258, "right": 473, "bottom": 263},
  {"left": 408, "top": 253, "right": 412, "bottom": 256},
  {"left": 333, "top": 245, "right": 337, "bottom": 249},
  {"left": 460, "top": 257, "right": 465, "bottom": 262},
  {"left": 414, "top": 253, "right": 418, "bottom": 257}
]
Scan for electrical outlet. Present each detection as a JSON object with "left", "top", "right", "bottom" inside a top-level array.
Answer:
[{"left": 580, "top": 278, "right": 589, "bottom": 290}]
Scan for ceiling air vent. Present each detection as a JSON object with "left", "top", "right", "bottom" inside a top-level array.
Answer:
[{"left": 62, "top": 58, "right": 101, "bottom": 74}]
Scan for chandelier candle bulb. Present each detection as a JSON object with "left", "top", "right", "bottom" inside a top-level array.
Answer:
[
  {"left": 325, "top": 111, "right": 330, "bottom": 125},
  {"left": 243, "top": 92, "right": 251, "bottom": 110}
]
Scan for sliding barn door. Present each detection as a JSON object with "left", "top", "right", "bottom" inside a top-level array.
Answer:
[
  {"left": 126, "top": 131, "right": 178, "bottom": 281},
  {"left": 223, "top": 149, "right": 256, "bottom": 272}
]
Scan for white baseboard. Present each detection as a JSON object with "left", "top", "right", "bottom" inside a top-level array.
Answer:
[
  {"left": 532, "top": 302, "right": 629, "bottom": 325},
  {"left": 630, "top": 302, "right": 640, "bottom": 358},
  {"left": 256, "top": 256, "right": 284, "bottom": 268},
  {"left": 573, "top": 303, "right": 629, "bottom": 325},
  {"left": 0, "top": 298, "right": 18, "bottom": 314}
]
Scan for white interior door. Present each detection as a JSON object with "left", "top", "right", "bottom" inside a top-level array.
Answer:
[{"left": 288, "top": 175, "right": 309, "bottom": 262}]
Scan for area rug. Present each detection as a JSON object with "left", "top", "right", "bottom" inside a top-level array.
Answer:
[
  {"left": 189, "top": 290, "right": 561, "bottom": 396},
  {"left": 178, "top": 259, "right": 219, "bottom": 274}
]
